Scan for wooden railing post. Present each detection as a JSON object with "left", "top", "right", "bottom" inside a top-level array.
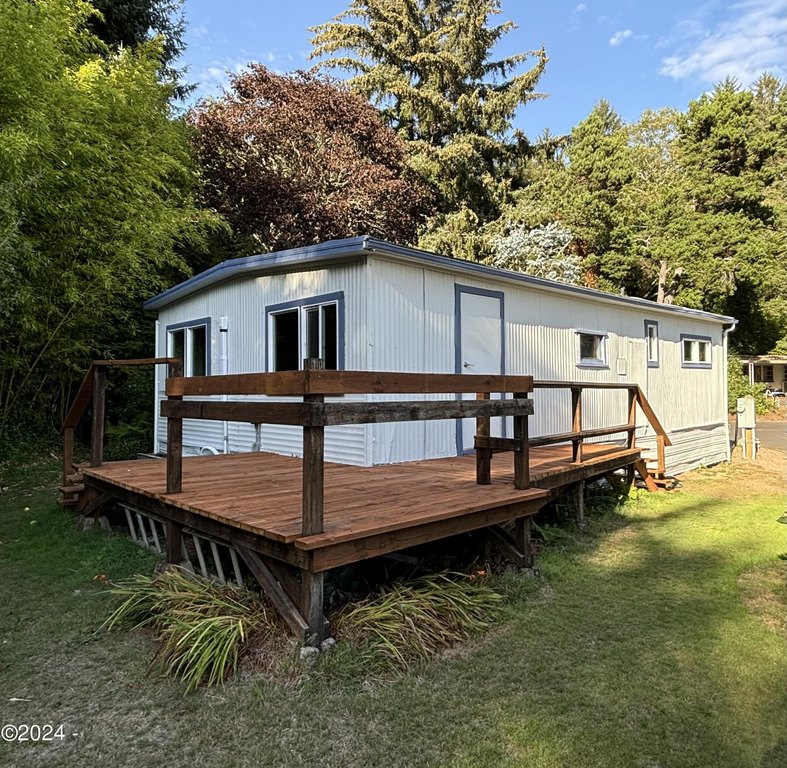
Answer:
[
  {"left": 627, "top": 388, "right": 637, "bottom": 449},
  {"left": 475, "top": 392, "right": 491, "bottom": 485},
  {"left": 301, "top": 358, "right": 326, "bottom": 644},
  {"left": 656, "top": 434, "right": 666, "bottom": 477},
  {"left": 166, "top": 359, "right": 183, "bottom": 494},
  {"left": 571, "top": 386, "right": 582, "bottom": 463},
  {"left": 513, "top": 392, "right": 530, "bottom": 489},
  {"left": 90, "top": 365, "right": 106, "bottom": 467},
  {"left": 302, "top": 358, "right": 325, "bottom": 536}
]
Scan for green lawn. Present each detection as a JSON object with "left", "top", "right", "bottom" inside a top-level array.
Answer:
[{"left": 1, "top": 454, "right": 785, "bottom": 768}]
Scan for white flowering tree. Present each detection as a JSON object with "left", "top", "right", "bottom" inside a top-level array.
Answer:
[{"left": 489, "top": 222, "right": 580, "bottom": 284}]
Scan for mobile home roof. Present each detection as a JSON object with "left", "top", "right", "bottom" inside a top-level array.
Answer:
[{"left": 143, "top": 236, "right": 736, "bottom": 325}]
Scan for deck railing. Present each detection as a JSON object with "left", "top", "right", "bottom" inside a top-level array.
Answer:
[
  {"left": 473, "top": 380, "right": 670, "bottom": 485},
  {"left": 60, "top": 357, "right": 180, "bottom": 483},
  {"left": 62, "top": 359, "right": 671, "bottom": 534},
  {"left": 161, "top": 359, "right": 537, "bottom": 538}
]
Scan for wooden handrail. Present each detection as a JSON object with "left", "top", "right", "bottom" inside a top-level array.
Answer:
[
  {"left": 162, "top": 363, "right": 537, "bottom": 536},
  {"left": 60, "top": 357, "right": 180, "bottom": 483},
  {"left": 166, "top": 370, "right": 535, "bottom": 397},
  {"left": 61, "top": 357, "right": 178, "bottom": 432},
  {"left": 531, "top": 380, "right": 671, "bottom": 447}
]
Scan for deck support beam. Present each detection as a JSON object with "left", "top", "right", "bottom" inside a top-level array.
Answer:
[
  {"left": 515, "top": 516, "right": 534, "bottom": 569},
  {"left": 300, "top": 570, "right": 326, "bottom": 644},
  {"left": 238, "top": 547, "right": 311, "bottom": 640},
  {"left": 488, "top": 518, "right": 534, "bottom": 568},
  {"left": 166, "top": 520, "right": 184, "bottom": 563},
  {"left": 572, "top": 480, "right": 586, "bottom": 527}
]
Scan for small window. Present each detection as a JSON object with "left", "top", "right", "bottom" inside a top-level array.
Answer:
[
  {"left": 576, "top": 330, "right": 608, "bottom": 367},
  {"left": 681, "top": 334, "right": 712, "bottom": 368},
  {"left": 645, "top": 320, "right": 659, "bottom": 367},
  {"left": 753, "top": 364, "right": 774, "bottom": 383},
  {"left": 167, "top": 319, "right": 210, "bottom": 377},
  {"left": 267, "top": 293, "right": 343, "bottom": 372}
]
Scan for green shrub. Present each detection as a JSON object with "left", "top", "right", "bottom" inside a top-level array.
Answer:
[
  {"left": 104, "top": 567, "right": 272, "bottom": 692},
  {"left": 727, "top": 353, "right": 777, "bottom": 416},
  {"left": 333, "top": 572, "right": 503, "bottom": 676}
]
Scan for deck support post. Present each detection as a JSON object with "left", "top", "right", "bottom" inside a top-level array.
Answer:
[
  {"left": 301, "top": 570, "right": 326, "bottom": 644},
  {"left": 513, "top": 392, "right": 530, "bottom": 489},
  {"left": 515, "top": 516, "right": 534, "bottom": 568},
  {"left": 302, "top": 358, "right": 325, "bottom": 537},
  {"left": 90, "top": 365, "right": 106, "bottom": 467},
  {"left": 475, "top": 392, "right": 491, "bottom": 485},
  {"left": 166, "top": 520, "right": 184, "bottom": 563},
  {"left": 573, "top": 480, "right": 586, "bottom": 527},
  {"left": 571, "top": 387, "right": 582, "bottom": 463},
  {"left": 166, "top": 359, "right": 183, "bottom": 494}
]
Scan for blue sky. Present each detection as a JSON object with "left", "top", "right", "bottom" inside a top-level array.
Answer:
[{"left": 179, "top": 0, "right": 787, "bottom": 136}]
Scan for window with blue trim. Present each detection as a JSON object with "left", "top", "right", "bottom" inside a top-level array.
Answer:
[
  {"left": 576, "top": 330, "right": 608, "bottom": 367},
  {"left": 268, "top": 295, "right": 342, "bottom": 371},
  {"left": 681, "top": 335, "right": 712, "bottom": 368},
  {"left": 645, "top": 320, "right": 659, "bottom": 367},
  {"left": 168, "top": 320, "right": 209, "bottom": 377}
]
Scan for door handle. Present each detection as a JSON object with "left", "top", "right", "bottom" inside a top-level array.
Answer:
[{"left": 463, "top": 361, "right": 474, "bottom": 368}]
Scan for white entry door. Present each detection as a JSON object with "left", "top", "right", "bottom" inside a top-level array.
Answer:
[{"left": 457, "top": 288, "right": 504, "bottom": 453}]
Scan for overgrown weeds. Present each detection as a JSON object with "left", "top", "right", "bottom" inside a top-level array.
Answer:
[
  {"left": 332, "top": 572, "right": 503, "bottom": 677},
  {"left": 104, "top": 566, "right": 273, "bottom": 692}
]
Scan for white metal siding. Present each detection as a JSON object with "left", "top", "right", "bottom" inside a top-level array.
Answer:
[
  {"left": 153, "top": 254, "right": 730, "bottom": 476},
  {"left": 155, "top": 263, "right": 370, "bottom": 465},
  {"left": 366, "top": 255, "right": 729, "bottom": 474}
]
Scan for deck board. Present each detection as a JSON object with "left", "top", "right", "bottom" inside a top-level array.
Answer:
[{"left": 81, "top": 443, "right": 639, "bottom": 568}]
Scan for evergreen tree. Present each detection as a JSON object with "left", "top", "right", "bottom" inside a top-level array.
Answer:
[
  {"left": 88, "top": 0, "right": 190, "bottom": 97},
  {"left": 310, "top": 0, "right": 547, "bottom": 259}
]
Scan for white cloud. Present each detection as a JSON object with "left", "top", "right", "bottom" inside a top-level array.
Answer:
[
  {"left": 193, "top": 59, "right": 253, "bottom": 99},
  {"left": 573, "top": 3, "right": 587, "bottom": 12},
  {"left": 660, "top": 0, "right": 787, "bottom": 85},
  {"left": 609, "top": 29, "right": 633, "bottom": 46}
]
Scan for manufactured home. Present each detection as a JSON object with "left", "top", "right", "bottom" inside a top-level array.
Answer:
[{"left": 144, "top": 237, "right": 737, "bottom": 475}]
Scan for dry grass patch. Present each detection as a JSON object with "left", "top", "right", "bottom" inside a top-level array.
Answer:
[
  {"left": 738, "top": 560, "right": 787, "bottom": 639},
  {"left": 680, "top": 445, "right": 787, "bottom": 497}
]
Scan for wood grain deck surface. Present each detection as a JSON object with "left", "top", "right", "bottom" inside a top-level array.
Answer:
[{"left": 82, "top": 444, "right": 637, "bottom": 550}]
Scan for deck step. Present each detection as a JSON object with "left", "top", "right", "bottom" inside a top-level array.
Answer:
[
  {"left": 56, "top": 497, "right": 78, "bottom": 507},
  {"left": 65, "top": 472, "right": 84, "bottom": 483},
  {"left": 58, "top": 484, "right": 85, "bottom": 495}
]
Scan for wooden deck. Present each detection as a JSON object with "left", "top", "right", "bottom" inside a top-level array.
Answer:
[
  {"left": 81, "top": 442, "right": 637, "bottom": 573},
  {"left": 64, "top": 362, "right": 667, "bottom": 640}
]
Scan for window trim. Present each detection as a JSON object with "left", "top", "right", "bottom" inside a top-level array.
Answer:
[
  {"left": 166, "top": 317, "right": 211, "bottom": 377},
  {"left": 264, "top": 291, "right": 345, "bottom": 372},
  {"left": 644, "top": 320, "right": 659, "bottom": 368},
  {"left": 680, "top": 333, "right": 712, "bottom": 369},
  {"left": 575, "top": 329, "right": 609, "bottom": 369}
]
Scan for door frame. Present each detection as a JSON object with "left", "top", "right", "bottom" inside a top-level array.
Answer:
[{"left": 454, "top": 284, "right": 506, "bottom": 455}]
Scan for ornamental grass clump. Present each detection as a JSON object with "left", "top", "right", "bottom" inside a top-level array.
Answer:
[
  {"left": 104, "top": 567, "right": 271, "bottom": 692},
  {"left": 334, "top": 572, "right": 503, "bottom": 675}
]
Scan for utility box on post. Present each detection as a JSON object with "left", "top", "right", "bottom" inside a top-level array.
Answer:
[{"left": 737, "top": 396, "right": 757, "bottom": 459}]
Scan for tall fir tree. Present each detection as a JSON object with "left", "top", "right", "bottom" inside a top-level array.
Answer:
[{"left": 310, "top": 0, "right": 547, "bottom": 259}]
